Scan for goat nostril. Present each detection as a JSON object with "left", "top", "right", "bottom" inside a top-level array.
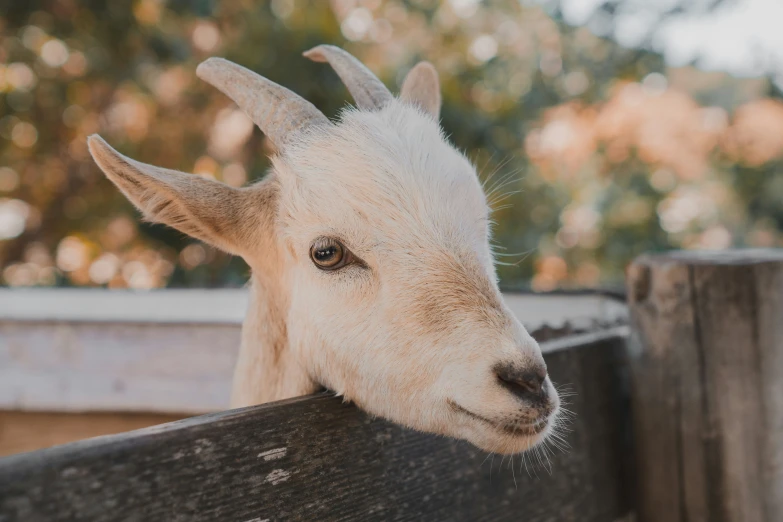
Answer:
[
  {"left": 518, "top": 374, "right": 544, "bottom": 395},
  {"left": 495, "top": 365, "right": 547, "bottom": 402}
]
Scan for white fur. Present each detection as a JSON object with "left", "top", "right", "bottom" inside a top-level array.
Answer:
[{"left": 88, "top": 58, "right": 560, "bottom": 456}]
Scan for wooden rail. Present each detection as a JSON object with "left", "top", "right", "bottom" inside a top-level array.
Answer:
[
  {"left": 0, "top": 331, "right": 631, "bottom": 522},
  {"left": 0, "top": 290, "right": 626, "bottom": 415}
]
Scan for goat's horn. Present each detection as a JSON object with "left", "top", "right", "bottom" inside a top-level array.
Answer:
[
  {"left": 196, "top": 57, "right": 330, "bottom": 149},
  {"left": 303, "top": 45, "right": 392, "bottom": 111}
]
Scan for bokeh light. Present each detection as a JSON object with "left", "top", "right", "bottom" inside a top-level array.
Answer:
[{"left": 0, "top": 0, "right": 781, "bottom": 291}]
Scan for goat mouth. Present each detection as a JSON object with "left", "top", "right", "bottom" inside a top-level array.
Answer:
[{"left": 447, "top": 400, "right": 549, "bottom": 437}]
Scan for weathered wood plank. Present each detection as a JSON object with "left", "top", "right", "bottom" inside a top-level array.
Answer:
[
  {"left": 627, "top": 249, "right": 783, "bottom": 522},
  {"left": 0, "top": 336, "right": 631, "bottom": 522},
  {"left": 0, "top": 290, "right": 626, "bottom": 415},
  {"left": 0, "top": 321, "right": 240, "bottom": 415}
]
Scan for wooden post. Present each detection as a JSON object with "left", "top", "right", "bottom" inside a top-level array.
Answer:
[{"left": 627, "top": 250, "right": 783, "bottom": 522}]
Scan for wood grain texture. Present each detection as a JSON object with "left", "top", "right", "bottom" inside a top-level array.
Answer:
[
  {"left": 0, "top": 321, "right": 240, "bottom": 414},
  {"left": 627, "top": 249, "right": 783, "bottom": 522},
  {"left": 0, "top": 336, "right": 631, "bottom": 522}
]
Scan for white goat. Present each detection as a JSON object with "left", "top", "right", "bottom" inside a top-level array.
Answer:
[{"left": 88, "top": 45, "right": 559, "bottom": 455}]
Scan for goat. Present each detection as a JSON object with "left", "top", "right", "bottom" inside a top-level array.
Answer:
[{"left": 87, "top": 45, "right": 559, "bottom": 455}]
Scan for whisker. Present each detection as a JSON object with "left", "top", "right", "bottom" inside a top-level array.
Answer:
[
  {"left": 487, "top": 187, "right": 523, "bottom": 205},
  {"left": 492, "top": 248, "right": 535, "bottom": 267},
  {"left": 480, "top": 451, "right": 494, "bottom": 469},
  {"left": 521, "top": 447, "right": 532, "bottom": 477},
  {"left": 485, "top": 165, "right": 529, "bottom": 194},
  {"left": 485, "top": 177, "right": 522, "bottom": 203},
  {"left": 479, "top": 154, "right": 513, "bottom": 189},
  {"left": 484, "top": 171, "right": 519, "bottom": 197},
  {"left": 540, "top": 443, "right": 554, "bottom": 475}
]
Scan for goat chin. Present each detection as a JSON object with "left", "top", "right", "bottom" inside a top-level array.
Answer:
[{"left": 88, "top": 44, "right": 559, "bottom": 454}]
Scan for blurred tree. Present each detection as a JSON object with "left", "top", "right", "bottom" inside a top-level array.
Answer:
[{"left": 0, "top": 0, "right": 781, "bottom": 291}]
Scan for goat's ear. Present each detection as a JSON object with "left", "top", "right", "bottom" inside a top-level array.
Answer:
[
  {"left": 400, "top": 61, "right": 441, "bottom": 119},
  {"left": 88, "top": 135, "right": 267, "bottom": 257}
]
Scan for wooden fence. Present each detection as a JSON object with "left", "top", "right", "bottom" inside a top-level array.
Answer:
[
  {"left": 0, "top": 250, "right": 780, "bottom": 521},
  {"left": 0, "top": 290, "right": 624, "bottom": 454}
]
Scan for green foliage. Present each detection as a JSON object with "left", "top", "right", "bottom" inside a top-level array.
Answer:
[{"left": 0, "top": 0, "right": 780, "bottom": 290}]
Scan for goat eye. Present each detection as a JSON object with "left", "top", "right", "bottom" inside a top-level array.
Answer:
[{"left": 310, "top": 238, "right": 348, "bottom": 270}]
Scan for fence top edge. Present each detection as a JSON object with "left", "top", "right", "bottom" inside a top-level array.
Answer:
[
  {"left": 635, "top": 248, "right": 783, "bottom": 266},
  {"left": 0, "top": 289, "right": 623, "bottom": 325},
  {"left": 539, "top": 326, "right": 629, "bottom": 354}
]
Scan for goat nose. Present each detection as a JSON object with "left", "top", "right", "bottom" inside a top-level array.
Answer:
[{"left": 495, "top": 364, "right": 547, "bottom": 402}]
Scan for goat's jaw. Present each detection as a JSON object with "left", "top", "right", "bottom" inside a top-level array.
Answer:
[
  {"left": 289, "top": 325, "right": 561, "bottom": 456},
  {"left": 446, "top": 390, "right": 561, "bottom": 455},
  {"left": 374, "top": 385, "right": 561, "bottom": 455}
]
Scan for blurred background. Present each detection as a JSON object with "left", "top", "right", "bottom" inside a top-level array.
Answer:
[{"left": 1, "top": 0, "right": 782, "bottom": 291}]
